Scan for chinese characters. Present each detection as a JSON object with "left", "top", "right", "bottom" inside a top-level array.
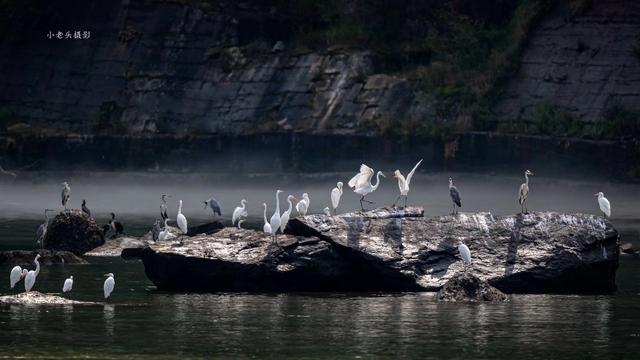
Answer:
[{"left": 46, "top": 31, "right": 91, "bottom": 39}]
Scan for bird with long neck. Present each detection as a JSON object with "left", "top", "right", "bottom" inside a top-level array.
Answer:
[
  {"left": 24, "top": 254, "right": 41, "bottom": 292},
  {"left": 270, "top": 190, "right": 283, "bottom": 243},
  {"left": 232, "top": 199, "right": 248, "bottom": 226},
  {"left": 331, "top": 182, "right": 343, "bottom": 215},
  {"left": 349, "top": 164, "right": 385, "bottom": 211},
  {"left": 518, "top": 170, "right": 534, "bottom": 214},
  {"left": 392, "top": 159, "right": 422, "bottom": 208},
  {"left": 160, "top": 194, "right": 170, "bottom": 220},
  {"left": 279, "top": 195, "right": 296, "bottom": 234},
  {"left": 177, "top": 200, "right": 188, "bottom": 234}
]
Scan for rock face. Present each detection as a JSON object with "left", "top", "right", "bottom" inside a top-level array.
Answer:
[
  {"left": 131, "top": 208, "right": 619, "bottom": 294},
  {"left": 0, "top": 291, "right": 97, "bottom": 305},
  {"left": 0, "top": 250, "right": 87, "bottom": 267},
  {"left": 45, "top": 210, "right": 104, "bottom": 255},
  {"left": 437, "top": 273, "right": 508, "bottom": 302}
]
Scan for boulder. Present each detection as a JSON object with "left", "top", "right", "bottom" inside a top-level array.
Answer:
[
  {"left": 45, "top": 209, "right": 104, "bottom": 255},
  {"left": 620, "top": 242, "right": 636, "bottom": 255},
  {"left": 437, "top": 272, "right": 508, "bottom": 302},
  {"left": 131, "top": 208, "right": 619, "bottom": 294},
  {"left": 0, "top": 250, "right": 87, "bottom": 267},
  {"left": 0, "top": 291, "right": 98, "bottom": 305}
]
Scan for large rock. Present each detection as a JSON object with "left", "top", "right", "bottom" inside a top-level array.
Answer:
[
  {"left": 45, "top": 209, "right": 104, "bottom": 255},
  {"left": 437, "top": 273, "right": 508, "bottom": 302},
  {"left": 0, "top": 250, "right": 87, "bottom": 267},
  {"left": 130, "top": 208, "right": 619, "bottom": 294}
]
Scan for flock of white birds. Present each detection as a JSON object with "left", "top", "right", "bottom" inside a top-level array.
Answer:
[{"left": 6, "top": 160, "right": 613, "bottom": 301}]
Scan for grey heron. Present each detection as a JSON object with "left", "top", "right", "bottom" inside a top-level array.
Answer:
[
  {"left": 160, "top": 194, "right": 171, "bottom": 220},
  {"left": 61, "top": 182, "right": 71, "bottom": 209},
  {"left": 232, "top": 199, "right": 248, "bottom": 226},
  {"left": 279, "top": 195, "right": 296, "bottom": 233},
  {"left": 151, "top": 219, "right": 161, "bottom": 242},
  {"left": 295, "top": 193, "right": 310, "bottom": 216},
  {"left": 81, "top": 199, "right": 91, "bottom": 217},
  {"left": 36, "top": 209, "right": 54, "bottom": 251},
  {"left": 103, "top": 273, "right": 115, "bottom": 300},
  {"left": 518, "top": 170, "right": 534, "bottom": 214},
  {"left": 392, "top": 159, "right": 423, "bottom": 208},
  {"left": 63, "top": 276, "right": 73, "bottom": 293},
  {"left": 204, "top": 197, "right": 222, "bottom": 217},
  {"left": 331, "top": 182, "right": 343, "bottom": 214},
  {"left": 270, "top": 190, "right": 283, "bottom": 243},
  {"left": 594, "top": 192, "right": 611, "bottom": 218},
  {"left": 262, "top": 203, "right": 272, "bottom": 235},
  {"left": 448, "top": 178, "right": 462, "bottom": 215},
  {"left": 348, "top": 164, "right": 385, "bottom": 211},
  {"left": 24, "top": 254, "right": 41, "bottom": 292},
  {"left": 176, "top": 200, "right": 188, "bottom": 234}
]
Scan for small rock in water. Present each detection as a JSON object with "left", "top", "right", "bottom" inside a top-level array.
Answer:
[
  {"left": 0, "top": 291, "right": 97, "bottom": 305},
  {"left": 620, "top": 242, "right": 636, "bottom": 255},
  {"left": 437, "top": 273, "right": 509, "bottom": 302}
]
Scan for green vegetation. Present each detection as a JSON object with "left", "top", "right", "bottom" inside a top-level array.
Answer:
[
  {"left": 530, "top": 103, "right": 583, "bottom": 137},
  {"left": 598, "top": 104, "right": 640, "bottom": 139}
]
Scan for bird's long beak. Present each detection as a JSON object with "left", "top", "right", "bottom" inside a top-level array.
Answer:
[
  {"left": 103, "top": 273, "right": 109, "bottom": 277},
  {"left": 593, "top": 193, "right": 599, "bottom": 196},
  {"left": 203, "top": 201, "right": 207, "bottom": 209},
  {"left": 380, "top": 172, "right": 386, "bottom": 178}
]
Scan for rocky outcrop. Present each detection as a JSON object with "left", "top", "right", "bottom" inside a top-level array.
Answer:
[
  {"left": 0, "top": 250, "right": 87, "bottom": 267},
  {"left": 0, "top": 291, "right": 97, "bottom": 305},
  {"left": 45, "top": 210, "right": 104, "bottom": 255},
  {"left": 437, "top": 273, "right": 508, "bottom": 302},
  {"left": 495, "top": 0, "right": 640, "bottom": 123},
  {"left": 131, "top": 208, "right": 619, "bottom": 294}
]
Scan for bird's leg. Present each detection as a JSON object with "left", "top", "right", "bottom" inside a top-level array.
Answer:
[
  {"left": 391, "top": 195, "right": 401, "bottom": 208},
  {"left": 404, "top": 196, "right": 407, "bottom": 208},
  {"left": 524, "top": 200, "right": 529, "bottom": 214},
  {"left": 360, "top": 196, "right": 365, "bottom": 211}
]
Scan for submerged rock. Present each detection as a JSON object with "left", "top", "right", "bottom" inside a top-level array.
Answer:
[
  {"left": 0, "top": 249, "right": 87, "bottom": 267},
  {"left": 0, "top": 291, "right": 97, "bottom": 305},
  {"left": 131, "top": 208, "right": 619, "bottom": 294},
  {"left": 45, "top": 209, "right": 104, "bottom": 255},
  {"left": 437, "top": 272, "right": 508, "bottom": 302}
]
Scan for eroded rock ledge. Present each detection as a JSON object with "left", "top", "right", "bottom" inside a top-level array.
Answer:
[
  {"left": 0, "top": 291, "right": 98, "bottom": 305},
  {"left": 130, "top": 208, "right": 619, "bottom": 294}
]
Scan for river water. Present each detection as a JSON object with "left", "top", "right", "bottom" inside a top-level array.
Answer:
[{"left": 0, "top": 172, "right": 639, "bottom": 359}]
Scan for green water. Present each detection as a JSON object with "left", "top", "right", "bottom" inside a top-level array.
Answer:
[{"left": 1, "top": 175, "right": 640, "bottom": 359}]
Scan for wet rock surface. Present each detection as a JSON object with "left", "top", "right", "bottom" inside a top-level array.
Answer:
[
  {"left": 85, "top": 236, "right": 154, "bottom": 257},
  {"left": 131, "top": 207, "right": 619, "bottom": 294},
  {"left": 0, "top": 250, "right": 87, "bottom": 267},
  {"left": 437, "top": 273, "right": 508, "bottom": 302},
  {"left": 45, "top": 209, "right": 104, "bottom": 255},
  {"left": 0, "top": 291, "right": 98, "bottom": 305}
]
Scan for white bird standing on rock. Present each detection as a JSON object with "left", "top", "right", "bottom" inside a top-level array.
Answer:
[
  {"left": 63, "top": 276, "right": 73, "bottom": 293},
  {"left": 348, "top": 164, "right": 385, "bottom": 211},
  {"left": 457, "top": 241, "right": 471, "bottom": 268},
  {"left": 263, "top": 203, "right": 272, "bottom": 235},
  {"left": 331, "top": 182, "right": 343, "bottom": 215},
  {"left": 279, "top": 195, "right": 296, "bottom": 234},
  {"left": 61, "top": 182, "right": 71, "bottom": 209},
  {"left": 296, "top": 193, "right": 310, "bottom": 216},
  {"left": 270, "top": 190, "right": 283, "bottom": 242},
  {"left": 232, "top": 199, "right": 248, "bottom": 226},
  {"left": 392, "top": 159, "right": 422, "bottom": 208},
  {"left": 594, "top": 192, "right": 611, "bottom": 218},
  {"left": 177, "top": 200, "right": 188, "bottom": 234},
  {"left": 103, "top": 273, "right": 115, "bottom": 300},
  {"left": 158, "top": 219, "right": 175, "bottom": 241},
  {"left": 518, "top": 170, "right": 534, "bottom": 214},
  {"left": 9, "top": 266, "right": 28, "bottom": 289},
  {"left": 24, "top": 254, "right": 41, "bottom": 292},
  {"left": 323, "top": 207, "right": 331, "bottom": 216}
]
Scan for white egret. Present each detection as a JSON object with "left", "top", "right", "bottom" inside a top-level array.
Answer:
[
  {"left": 518, "top": 170, "right": 534, "bottom": 214},
  {"left": 392, "top": 159, "right": 423, "bottom": 208},
  {"left": 61, "top": 182, "right": 71, "bottom": 209},
  {"left": 270, "top": 190, "right": 283, "bottom": 242},
  {"left": 103, "top": 273, "right": 115, "bottom": 300},
  {"left": 237, "top": 219, "right": 246, "bottom": 229},
  {"left": 24, "top": 254, "right": 41, "bottom": 292},
  {"left": 177, "top": 200, "right": 188, "bottom": 234},
  {"left": 158, "top": 219, "right": 175, "bottom": 241},
  {"left": 262, "top": 203, "right": 272, "bottom": 235},
  {"left": 82, "top": 200, "right": 91, "bottom": 217},
  {"left": 449, "top": 178, "right": 462, "bottom": 215},
  {"left": 323, "top": 207, "right": 331, "bottom": 216},
  {"left": 296, "top": 193, "right": 310, "bottom": 216},
  {"left": 9, "top": 266, "right": 27, "bottom": 289},
  {"left": 330, "top": 182, "right": 343, "bottom": 215},
  {"left": 594, "top": 192, "right": 611, "bottom": 218},
  {"left": 63, "top": 276, "right": 73, "bottom": 293},
  {"left": 348, "top": 164, "right": 385, "bottom": 211},
  {"left": 279, "top": 195, "right": 296, "bottom": 233},
  {"left": 457, "top": 241, "right": 471, "bottom": 268},
  {"left": 232, "top": 199, "right": 248, "bottom": 226}
]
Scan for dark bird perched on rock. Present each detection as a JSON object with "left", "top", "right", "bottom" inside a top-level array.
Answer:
[
  {"left": 105, "top": 212, "right": 124, "bottom": 239},
  {"left": 204, "top": 197, "right": 222, "bottom": 217},
  {"left": 449, "top": 177, "right": 462, "bottom": 215},
  {"left": 81, "top": 200, "right": 91, "bottom": 217},
  {"left": 152, "top": 220, "right": 161, "bottom": 242}
]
